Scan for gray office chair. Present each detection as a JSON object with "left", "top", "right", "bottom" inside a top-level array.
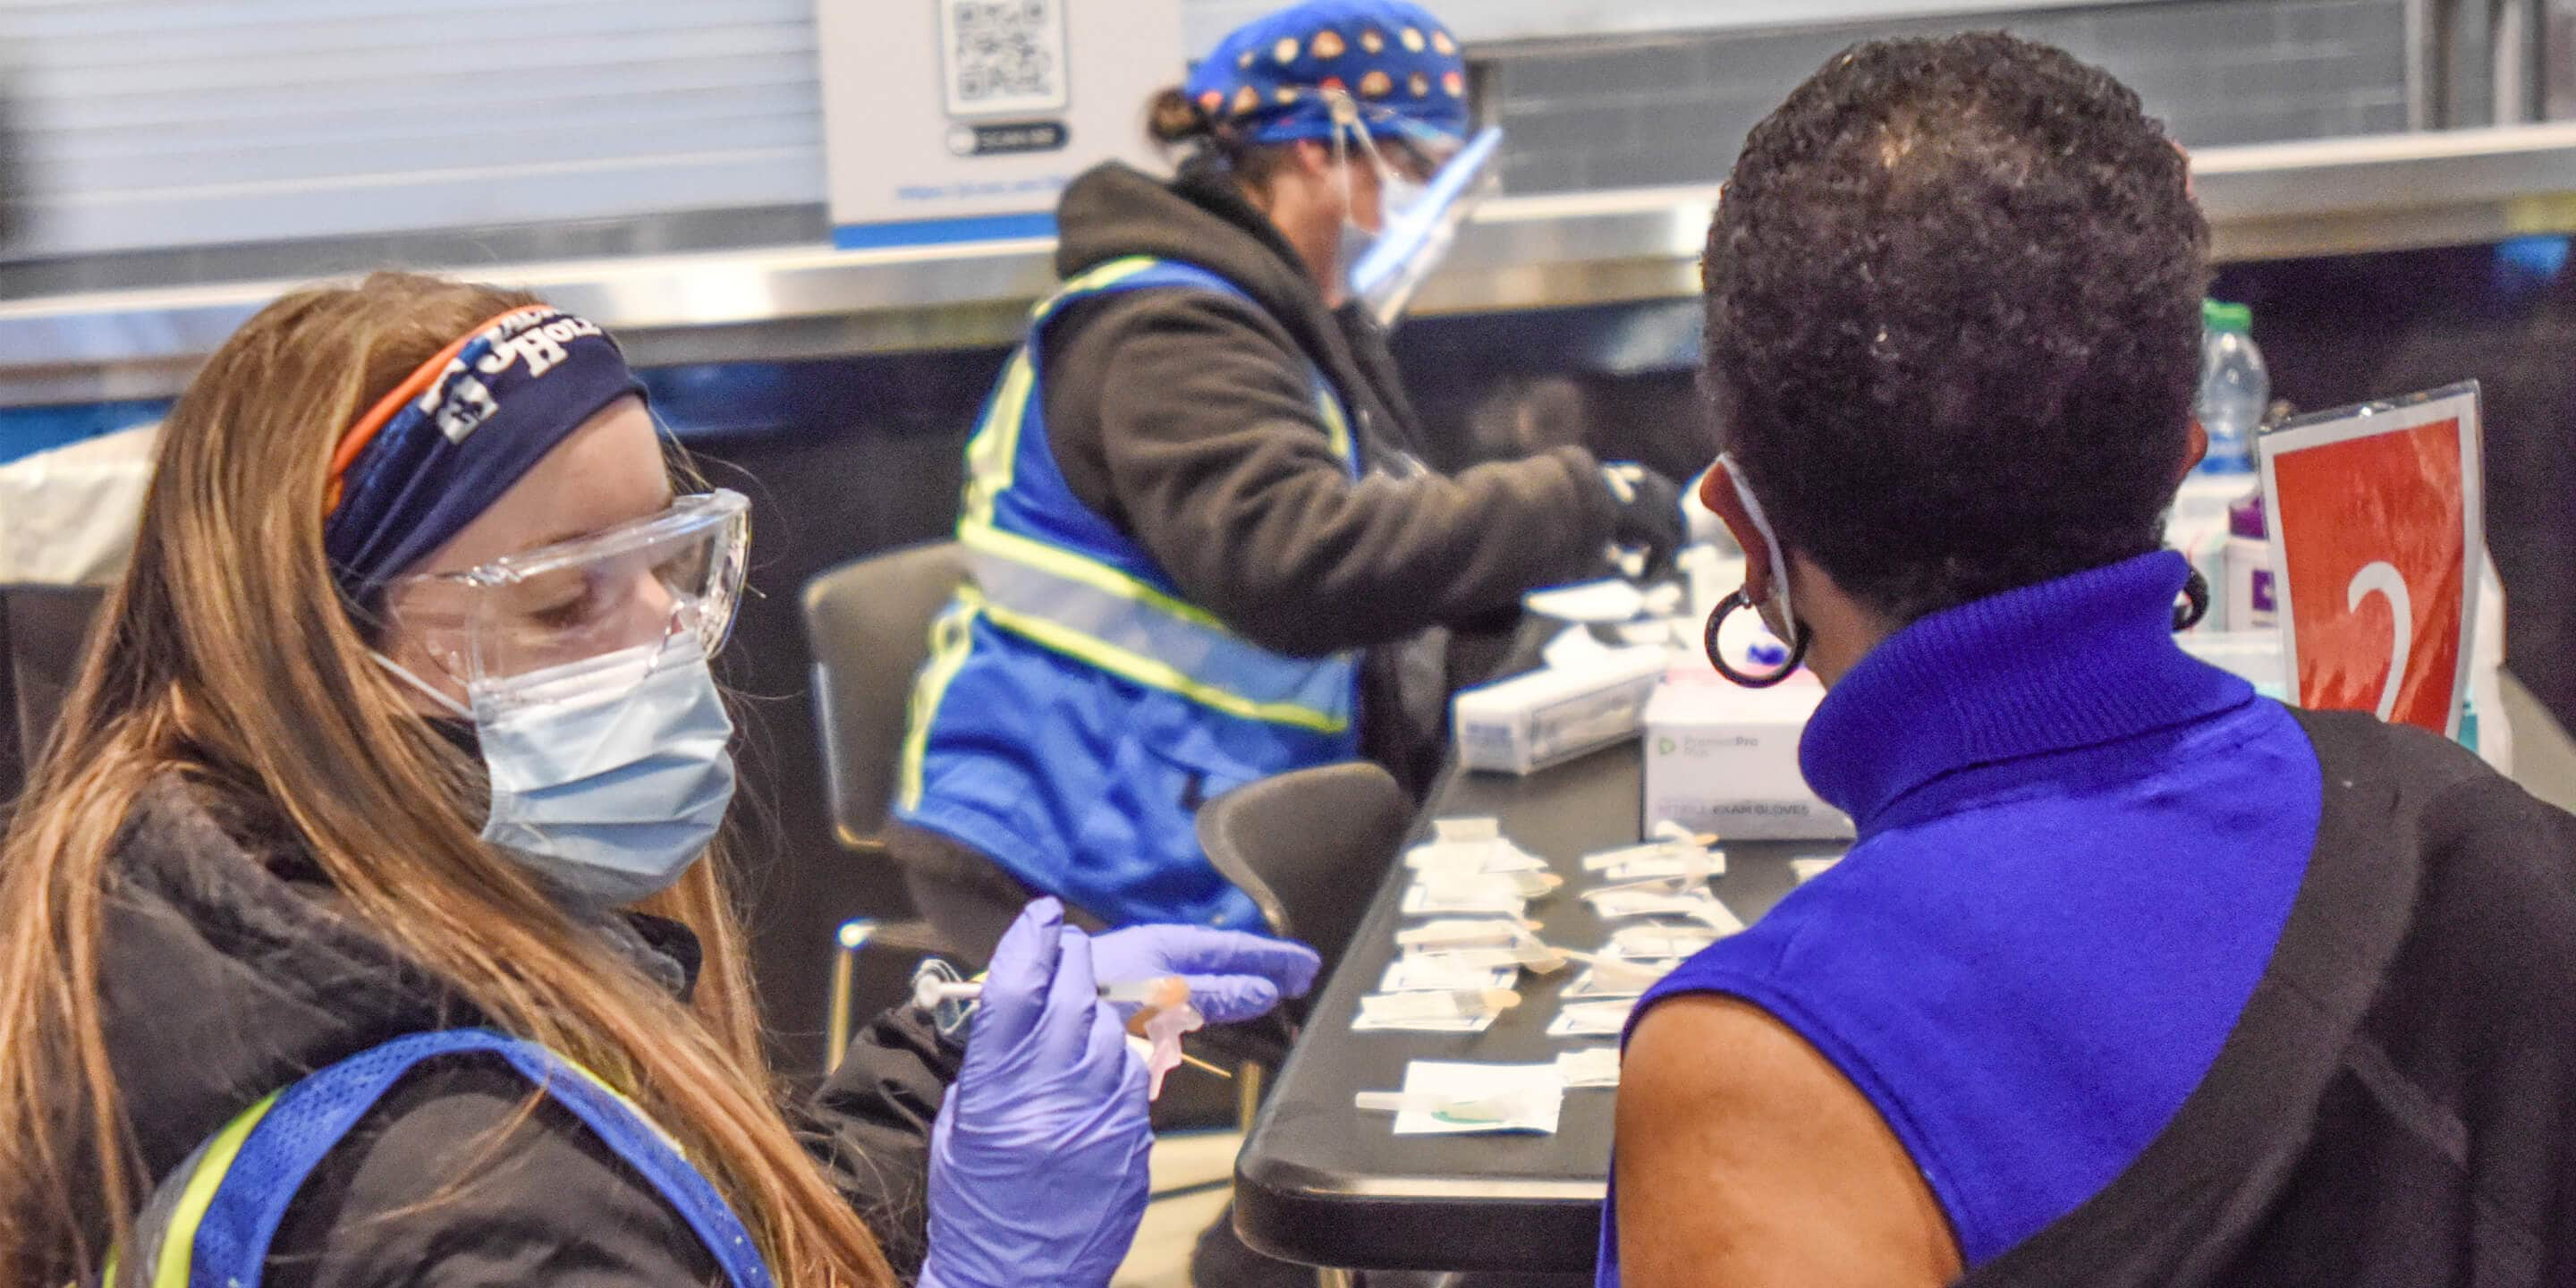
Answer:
[
  {"left": 1196, "top": 760, "right": 1411, "bottom": 1000},
  {"left": 801, "top": 540, "right": 1041, "bottom": 962},
  {"left": 801, "top": 539, "right": 969, "bottom": 849},
  {"left": 1192, "top": 759, "right": 1413, "bottom": 1279}
]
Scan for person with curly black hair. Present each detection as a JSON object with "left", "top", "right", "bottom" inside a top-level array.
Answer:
[
  {"left": 1701, "top": 35, "right": 2208, "bottom": 631},
  {"left": 1603, "top": 31, "right": 2576, "bottom": 1288}
]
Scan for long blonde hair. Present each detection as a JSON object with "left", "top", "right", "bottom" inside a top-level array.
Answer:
[{"left": 0, "top": 272, "right": 897, "bottom": 1286}]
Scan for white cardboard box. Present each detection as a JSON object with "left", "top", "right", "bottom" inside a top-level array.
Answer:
[
  {"left": 817, "top": 0, "right": 1182, "bottom": 249},
  {"left": 1642, "top": 670, "right": 1854, "bottom": 841},
  {"left": 1453, "top": 647, "right": 1671, "bottom": 775}
]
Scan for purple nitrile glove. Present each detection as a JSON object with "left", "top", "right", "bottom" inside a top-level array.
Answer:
[
  {"left": 919, "top": 900, "right": 1150, "bottom": 1288},
  {"left": 1089, "top": 923, "right": 1322, "bottom": 1024}
]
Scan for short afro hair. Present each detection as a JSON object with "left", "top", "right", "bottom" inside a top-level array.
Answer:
[{"left": 1703, "top": 31, "right": 2209, "bottom": 624}]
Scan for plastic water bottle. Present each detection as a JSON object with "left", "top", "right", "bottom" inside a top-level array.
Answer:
[
  {"left": 2195, "top": 300, "right": 2267, "bottom": 476},
  {"left": 2166, "top": 300, "right": 2269, "bottom": 629}
]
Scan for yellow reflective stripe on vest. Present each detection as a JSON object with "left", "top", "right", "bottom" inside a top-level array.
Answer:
[
  {"left": 959, "top": 349, "right": 1034, "bottom": 536},
  {"left": 145, "top": 1089, "right": 281, "bottom": 1288},
  {"left": 977, "top": 597, "right": 1351, "bottom": 733},
  {"left": 1315, "top": 385, "right": 1353, "bottom": 466},
  {"left": 960, "top": 257, "right": 1165, "bottom": 538},
  {"left": 898, "top": 591, "right": 986, "bottom": 810},
  {"left": 960, "top": 523, "right": 1352, "bottom": 730},
  {"left": 547, "top": 1053, "right": 682, "bottom": 1157},
  {"left": 962, "top": 521, "right": 1231, "bottom": 633},
  {"left": 1040, "top": 256, "right": 1164, "bottom": 317}
]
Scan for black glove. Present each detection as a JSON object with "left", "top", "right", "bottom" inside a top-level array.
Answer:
[{"left": 1600, "top": 462, "right": 1685, "bottom": 579}]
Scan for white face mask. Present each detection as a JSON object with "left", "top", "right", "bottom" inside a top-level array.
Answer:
[
  {"left": 1334, "top": 153, "right": 1428, "bottom": 290},
  {"left": 1719, "top": 452, "right": 1802, "bottom": 648},
  {"left": 378, "top": 631, "right": 736, "bottom": 909}
]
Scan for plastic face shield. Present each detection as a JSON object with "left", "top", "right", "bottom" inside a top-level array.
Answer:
[
  {"left": 1329, "top": 92, "right": 1504, "bottom": 327},
  {"left": 387, "top": 488, "right": 749, "bottom": 708}
]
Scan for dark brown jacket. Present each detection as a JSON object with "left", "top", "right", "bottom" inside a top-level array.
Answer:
[
  {"left": 66, "top": 775, "right": 953, "bottom": 1286},
  {"left": 1035, "top": 158, "right": 1617, "bottom": 788}
]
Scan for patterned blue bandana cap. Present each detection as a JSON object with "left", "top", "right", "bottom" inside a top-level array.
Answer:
[
  {"left": 1185, "top": 0, "right": 1469, "bottom": 145},
  {"left": 323, "top": 304, "right": 646, "bottom": 611}
]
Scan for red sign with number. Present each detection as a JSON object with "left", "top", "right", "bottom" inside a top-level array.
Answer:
[{"left": 2260, "top": 386, "right": 2482, "bottom": 736}]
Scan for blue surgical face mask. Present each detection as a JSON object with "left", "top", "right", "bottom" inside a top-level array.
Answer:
[{"left": 378, "top": 632, "right": 735, "bottom": 909}]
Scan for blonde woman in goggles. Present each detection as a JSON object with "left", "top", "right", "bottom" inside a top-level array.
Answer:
[{"left": 0, "top": 271, "right": 1316, "bottom": 1286}]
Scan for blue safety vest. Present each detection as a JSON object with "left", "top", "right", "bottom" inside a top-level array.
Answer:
[
  {"left": 895, "top": 257, "right": 1364, "bottom": 928},
  {"left": 115, "top": 1030, "right": 769, "bottom": 1288}
]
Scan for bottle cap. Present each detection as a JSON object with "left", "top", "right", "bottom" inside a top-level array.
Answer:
[{"left": 2204, "top": 299, "right": 2254, "bottom": 335}]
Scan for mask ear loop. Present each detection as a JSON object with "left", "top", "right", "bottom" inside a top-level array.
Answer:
[
  {"left": 1717, "top": 453, "right": 1799, "bottom": 636},
  {"left": 370, "top": 649, "right": 474, "bottom": 720},
  {"left": 1702, "top": 591, "right": 1812, "bottom": 688}
]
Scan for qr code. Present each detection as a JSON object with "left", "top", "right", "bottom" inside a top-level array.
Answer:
[{"left": 941, "top": 0, "right": 1071, "bottom": 118}]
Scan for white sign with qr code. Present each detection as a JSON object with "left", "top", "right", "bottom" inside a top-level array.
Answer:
[
  {"left": 819, "top": 0, "right": 1180, "bottom": 245},
  {"left": 940, "top": 0, "right": 1072, "bottom": 118}
]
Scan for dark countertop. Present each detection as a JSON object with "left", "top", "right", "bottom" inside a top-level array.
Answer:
[{"left": 1233, "top": 735, "right": 1847, "bottom": 1273}]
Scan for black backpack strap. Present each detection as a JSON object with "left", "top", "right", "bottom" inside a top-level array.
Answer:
[{"left": 1963, "top": 708, "right": 2475, "bottom": 1286}]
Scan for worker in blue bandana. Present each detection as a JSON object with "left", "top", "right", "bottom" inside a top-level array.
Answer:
[{"left": 888, "top": 0, "right": 1690, "bottom": 953}]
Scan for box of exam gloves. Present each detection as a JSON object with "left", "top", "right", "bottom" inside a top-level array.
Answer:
[
  {"left": 1642, "top": 667, "right": 1855, "bottom": 842},
  {"left": 1453, "top": 646, "right": 1671, "bottom": 775}
]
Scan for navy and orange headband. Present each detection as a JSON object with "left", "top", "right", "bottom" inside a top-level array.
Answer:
[{"left": 322, "top": 304, "right": 645, "bottom": 609}]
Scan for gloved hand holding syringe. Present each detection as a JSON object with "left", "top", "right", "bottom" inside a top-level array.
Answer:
[
  {"left": 917, "top": 973, "right": 1227, "bottom": 1096},
  {"left": 916, "top": 903, "right": 1318, "bottom": 1286},
  {"left": 912, "top": 922, "right": 1321, "bottom": 1100}
]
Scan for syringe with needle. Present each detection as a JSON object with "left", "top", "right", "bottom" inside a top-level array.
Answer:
[
  {"left": 911, "top": 974, "right": 1190, "bottom": 1011},
  {"left": 911, "top": 973, "right": 1231, "bottom": 1079}
]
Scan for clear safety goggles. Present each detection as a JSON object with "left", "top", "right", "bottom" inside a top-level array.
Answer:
[
  {"left": 387, "top": 488, "right": 750, "bottom": 698},
  {"left": 1326, "top": 92, "right": 1504, "bottom": 326}
]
